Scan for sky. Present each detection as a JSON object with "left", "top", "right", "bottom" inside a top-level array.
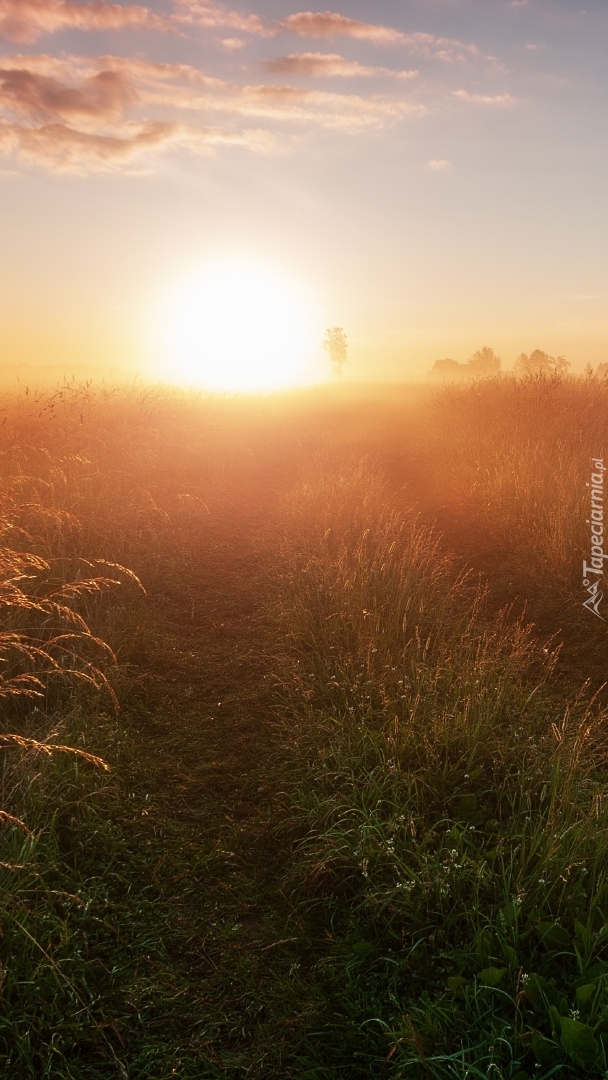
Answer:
[{"left": 0, "top": 0, "right": 607, "bottom": 385}]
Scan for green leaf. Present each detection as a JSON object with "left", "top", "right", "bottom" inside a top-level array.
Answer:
[
  {"left": 559, "top": 1016, "right": 601, "bottom": 1072},
  {"left": 574, "top": 919, "right": 593, "bottom": 956},
  {"left": 474, "top": 928, "right": 494, "bottom": 966},
  {"left": 351, "top": 941, "right": 375, "bottom": 956},
  {"left": 500, "top": 901, "right": 520, "bottom": 928},
  {"left": 535, "top": 922, "right": 572, "bottom": 950},
  {"left": 586, "top": 961, "right": 608, "bottom": 980},
  {"left": 548, "top": 1005, "right": 561, "bottom": 1037},
  {"left": 455, "top": 794, "right": 483, "bottom": 823},
  {"left": 478, "top": 966, "right": 507, "bottom": 987},
  {"left": 447, "top": 976, "right": 467, "bottom": 992},
  {"left": 501, "top": 943, "right": 519, "bottom": 969},
  {"left": 576, "top": 983, "right": 597, "bottom": 1010},
  {"left": 523, "top": 1031, "right": 562, "bottom": 1067},
  {"left": 525, "top": 973, "right": 561, "bottom": 1014}
]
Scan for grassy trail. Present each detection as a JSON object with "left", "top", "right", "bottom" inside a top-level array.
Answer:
[{"left": 110, "top": 476, "right": 312, "bottom": 1077}]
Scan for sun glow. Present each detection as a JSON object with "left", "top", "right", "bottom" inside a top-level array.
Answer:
[{"left": 157, "top": 261, "right": 319, "bottom": 392}]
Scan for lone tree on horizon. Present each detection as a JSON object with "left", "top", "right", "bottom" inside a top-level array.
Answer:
[{"left": 323, "top": 327, "right": 348, "bottom": 375}]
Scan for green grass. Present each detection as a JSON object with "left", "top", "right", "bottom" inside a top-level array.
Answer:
[
  {"left": 1, "top": 380, "right": 608, "bottom": 1077},
  {"left": 271, "top": 457, "right": 608, "bottom": 1078}
]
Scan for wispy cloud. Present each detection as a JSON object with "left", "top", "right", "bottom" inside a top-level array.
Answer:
[
  {"left": 263, "top": 52, "right": 418, "bottom": 79},
  {"left": 172, "top": 5, "right": 477, "bottom": 61},
  {"left": 0, "top": 0, "right": 164, "bottom": 44},
  {"left": 0, "top": 66, "right": 135, "bottom": 121},
  {"left": 278, "top": 11, "right": 407, "bottom": 45},
  {"left": 171, "top": 0, "right": 268, "bottom": 34},
  {"left": 453, "top": 89, "right": 517, "bottom": 105},
  {"left": 278, "top": 12, "right": 477, "bottom": 61},
  {"left": 232, "top": 83, "right": 421, "bottom": 128},
  {"left": 0, "top": 115, "right": 267, "bottom": 170},
  {"left": 428, "top": 158, "right": 450, "bottom": 170},
  {"left": 0, "top": 52, "right": 421, "bottom": 171}
]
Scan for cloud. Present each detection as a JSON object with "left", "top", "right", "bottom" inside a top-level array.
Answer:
[
  {"left": 277, "top": 12, "right": 477, "bottom": 60},
  {"left": 174, "top": 5, "right": 477, "bottom": 61},
  {"left": 232, "top": 83, "right": 421, "bottom": 129},
  {"left": 453, "top": 89, "right": 517, "bottom": 105},
  {"left": 0, "top": 0, "right": 164, "bottom": 43},
  {"left": 428, "top": 158, "right": 450, "bottom": 170},
  {"left": 171, "top": 0, "right": 267, "bottom": 35},
  {"left": 0, "top": 66, "right": 135, "bottom": 121},
  {"left": 278, "top": 11, "right": 407, "bottom": 45},
  {"left": 0, "top": 53, "right": 421, "bottom": 171},
  {"left": 0, "top": 115, "right": 268, "bottom": 170},
  {"left": 263, "top": 52, "right": 418, "bottom": 79}
]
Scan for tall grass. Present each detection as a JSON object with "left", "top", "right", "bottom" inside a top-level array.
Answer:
[
  {"left": 275, "top": 455, "right": 608, "bottom": 1077},
  {"left": 413, "top": 375, "right": 608, "bottom": 678},
  {"left": 1, "top": 376, "right": 608, "bottom": 1076}
]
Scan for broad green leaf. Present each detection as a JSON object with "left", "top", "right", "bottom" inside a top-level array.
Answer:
[
  {"left": 524, "top": 1031, "right": 562, "bottom": 1067},
  {"left": 455, "top": 794, "right": 483, "bottom": 823},
  {"left": 351, "top": 941, "right": 375, "bottom": 956},
  {"left": 535, "top": 922, "right": 572, "bottom": 950},
  {"left": 574, "top": 919, "right": 593, "bottom": 955},
  {"left": 548, "top": 1005, "right": 561, "bottom": 1036},
  {"left": 499, "top": 901, "right": 519, "bottom": 928},
  {"left": 525, "top": 973, "right": 562, "bottom": 1014},
  {"left": 447, "top": 976, "right": 467, "bottom": 992},
  {"left": 478, "top": 966, "right": 506, "bottom": 987},
  {"left": 474, "top": 928, "right": 493, "bottom": 965},
  {"left": 501, "top": 943, "right": 519, "bottom": 968},
  {"left": 576, "top": 983, "right": 597, "bottom": 1010},
  {"left": 456, "top": 793, "right": 478, "bottom": 815},
  {"left": 560, "top": 1016, "right": 601, "bottom": 1072}
]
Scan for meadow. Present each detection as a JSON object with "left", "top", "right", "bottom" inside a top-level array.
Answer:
[{"left": 1, "top": 374, "right": 608, "bottom": 1078}]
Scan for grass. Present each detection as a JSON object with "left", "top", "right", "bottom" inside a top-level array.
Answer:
[
  {"left": 273, "top": 453, "right": 608, "bottom": 1077},
  {"left": 0, "top": 376, "right": 607, "bottom": 1077}
]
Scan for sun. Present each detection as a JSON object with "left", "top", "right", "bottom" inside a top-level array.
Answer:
[{"left": 156, "top": 260, "right": 319, "bottom": 392}]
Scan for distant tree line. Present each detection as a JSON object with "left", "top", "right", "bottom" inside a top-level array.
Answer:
[
  {"left": 429, "top": 347, "right": 501, "bottom": 379},
  {"left": 428, "top": 347, "right": 608, "bottom": 380}
]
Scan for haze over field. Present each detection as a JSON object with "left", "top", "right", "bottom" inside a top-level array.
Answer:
[{"left": 1, "top": 0, "right": 607, "bottom": 386}]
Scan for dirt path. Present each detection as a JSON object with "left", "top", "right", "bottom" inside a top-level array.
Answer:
[{"left": 115, "top": 483, "right": 309, "bottom": 1078}]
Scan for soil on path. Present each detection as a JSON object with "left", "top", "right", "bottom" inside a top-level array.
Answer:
[{"left": 118, "top": 472, "right": 309, "bottom": 1078}]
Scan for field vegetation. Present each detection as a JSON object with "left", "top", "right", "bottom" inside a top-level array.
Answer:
[{"left": 0, "top": 374, "right": 607, "bottom": 1078}]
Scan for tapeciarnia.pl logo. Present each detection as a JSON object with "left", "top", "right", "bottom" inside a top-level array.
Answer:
[{"left": 582, "top": 457, "right": 605, "bottom": 619}]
